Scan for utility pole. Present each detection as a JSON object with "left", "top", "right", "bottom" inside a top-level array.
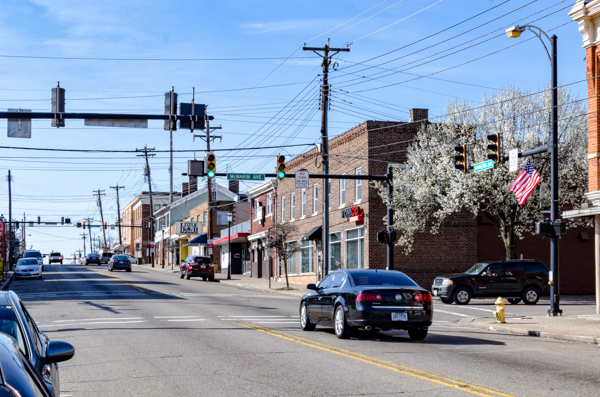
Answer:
[
  {"left": 137, "top": 146, "right": 155, "bottom": 266},
  {"left": 94, "top": 190, "right": 107, "bottom": 249},
  {"left": 81, "top": 234, "right": 87, "bottom": 256},
  {"left": 7, "top": 170, "right": 13, "bottom": 270},
  {"left": 84, "top": 217, "right": 93, "bottom": 253},
  {"left": 303, "top": 40, "right": 349, "bottom": 278},
  {"left": 110, "top": 185, "right": 125, "bottom": 251},
  {"left": 22, "top": 213, "right": 26, "bottom": 253}
]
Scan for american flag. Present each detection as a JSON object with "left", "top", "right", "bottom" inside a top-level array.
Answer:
[{"left": 508, "top": 160, "right": 540, "bottom": 206}]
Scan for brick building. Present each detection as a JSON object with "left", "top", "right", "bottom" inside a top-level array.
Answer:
[
  {"left": 248, "top": 180, "right": 277, "bottom": 278},
  {"left": 274, "top": 109, "right": 479, "bottom": 287}
]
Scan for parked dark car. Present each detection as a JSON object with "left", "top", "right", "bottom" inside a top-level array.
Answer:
[
  {"left": 180, "top": 255, "right": 215, "bottom": 281},
  {"left": 108, "top": 255, "right": 131, "bottom": 272},
  {"left": 0, "top": 333, "right": 53, "bottom": 397},
  {"left": 100, "top": 252, "right": 112, "bottom": 265},
  {"left": 48, "top": 252, "right": 62, "bottom": 264},
  {"left": 431, "top": 259, "right": 550, "bottom": 305},
  {"left": 0, "top": 291, "right": 75, "bottom": 397},
  {"left": 83, "top": 253, "right": 101, "bottom": 265},
  {"left": 300, "top": 269, "right": 433, "bottom": 340}
]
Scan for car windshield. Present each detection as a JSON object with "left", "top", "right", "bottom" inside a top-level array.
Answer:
[
  {"left": 350, "top": 271, "right": 418, "bottom": 287},
  {"left": 50, "top": 253, "right": 60, "bottom": 256},
  {"left": 17, "top": 259, "right": 38, "bottom": 266},
  {"left": 464, "top": 263, "right": 489, "bottom": 274},
  {"left": 0, "top": 306, "right": 26, "bottom": 355},
  {"left": 22, "top": 252, "right": 41, "bottom": 258}
]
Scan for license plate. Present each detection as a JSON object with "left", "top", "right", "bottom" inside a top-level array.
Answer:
[
  {"left": 200, "top": 264, "right": 206, "bottom": 268},
  {"left": 392, "top": 312, "right": 408, "bottom": 321},
  {"left": 433, "top": 290, "right": 438, "bottom": 296},
  {"left": 23, "top": 273, "right": 30, "bottom": 276}
]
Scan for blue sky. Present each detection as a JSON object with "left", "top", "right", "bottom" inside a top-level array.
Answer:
[{"left": 0, "top": 0, "right": 587, "bottom": 256}]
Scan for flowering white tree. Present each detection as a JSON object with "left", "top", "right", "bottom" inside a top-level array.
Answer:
[{"left": 380, "top": 86, "right": 590, "bottom": 259}]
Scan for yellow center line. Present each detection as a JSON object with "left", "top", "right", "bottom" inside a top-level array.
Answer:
[
  {"left": 237, "top": 322, "right": 515, "bottom": 397},
  {"left": 84, "top": 267, "right": 149, "bottom": 292}
]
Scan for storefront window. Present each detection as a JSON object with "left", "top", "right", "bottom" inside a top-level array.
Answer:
[
  {"left": 345, "top": 227, "right": 364, "bottom": 269},
  {"left": 286, "top": 241, "right": 298, "bottom": 275},
  {"left": 300, "top": 240, "right": 314, "bottom": 273},
  {"left": 330, "top": 232, "right": 341, "bottom": 271}
]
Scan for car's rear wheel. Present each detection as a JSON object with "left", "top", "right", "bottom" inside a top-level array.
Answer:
[
  {"left": 208, "top": 276, "right": 214, "bottom": 281},
  {"left": 440, "top": 297, "right": 453, "bottom": 304},
  {"left": 522, "top": 287, "right": 540, "bottom": 305},
  {"left": 334, "top": 306, "right": 353, "bottom": 339},
  {"left": 126, "top": 268, "right": 131, "bottom": 272},
  {"left": 202, "top": 277, "right": 207, "bottom": 281},
  {"left": 508, "top": 298, "right": 521, "bottom": 305},
  {"left": 180, "top": 273, "right": 184, "bottom": 279},
  {"left": 300, "top": 303, "right": 315, "bottom": 331},
  {"left": 453, "top": 287, "right": 471, "bottom": 305},
  {"left": 186, "top": 274, "right": 191, "bottom": 280},
  {"left": 408, "top": 327, "right": 428, "bottom": 340}
]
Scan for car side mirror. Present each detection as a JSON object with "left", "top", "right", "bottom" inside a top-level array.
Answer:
[
  {"left": 42, "top": 340, "right": 75, "bottom": 365},
  {"left": 306, "top": 284, "right": 317, "bottom": 290}
]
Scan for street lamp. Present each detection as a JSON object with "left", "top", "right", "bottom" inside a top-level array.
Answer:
[
  {"left": 227, "top": 212, "right": 232, "bottom": 280},
  {"left": 507, "top": 25, "right": 561, "bottom": 316}
]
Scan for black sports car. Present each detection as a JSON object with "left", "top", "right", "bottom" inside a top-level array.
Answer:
[{"left": 299, "top": 269, "right": 433, "bottom": 340}]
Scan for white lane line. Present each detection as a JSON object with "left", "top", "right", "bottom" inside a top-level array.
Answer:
[
  {"left": 39, "top": 320, "right": 146, "bottom": 327},
  {"left": 53, "top": 317, "right": 144, "bottom": 323},
  {"left": 434, "top": 309, "right": 474, "bottom": 317},
  {"left": 166, "top": 319, "right": 206, "bottom": 322},
  {"left": 252, "top": 321, "right": 300, "bottom": 324},
  {"left": 218, "top": 316, "right": 286, "bottom": 318},
  {"left": 154, "top": 316, "right": 198, "bottom": 319}
]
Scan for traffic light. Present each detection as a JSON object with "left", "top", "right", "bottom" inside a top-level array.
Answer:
[
  {"left": 51, "top": 82, "right": 65, "bottom": 128},
  {"left": 61, "top": 216, "right": 65, "bottom": 225},
  {"left": 104, "top": 222, "right": 107, "bottom": 230},
  {"left": 164, "top": 89, "right": 178, "bottom": 131},
  {"left": 277, "top": 155, "right": 286, "bottom": 180},
  {"left": 83, "top": 222, "right": 86, "bottom": 229},
  {"left": 487, "top": 133, "right": 502, "bottom": 163},
  {"left": 77, "top": 222, "right": 82, "bottom": 228},
  {"left": 205, "top": 153, "right": 216, "bottom": 178},
  {"left": 454, "top": 145, "right": 467, "bottom": 172},
  {"left": 377, "top": 231, "right": 389, "bottom": 244},
  {"left": 15, "top": 221, "right": 19, "bottom": 229}
]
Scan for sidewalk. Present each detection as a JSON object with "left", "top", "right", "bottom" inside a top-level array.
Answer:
[
  {"left": 132, "top": 263, "right": 308, "bottom": 298},
  {"left": 459, "top": 312, "right": 600, "bottom": 345},
  {"left": 0, "top": 272, "right": 13, "bottom": 291}
]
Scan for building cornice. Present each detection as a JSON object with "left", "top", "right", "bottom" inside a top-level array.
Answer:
[{"left": 570, "top": 0, "right": 600, "bottom": 48}]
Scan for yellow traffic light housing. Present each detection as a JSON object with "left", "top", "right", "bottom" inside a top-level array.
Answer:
[
  {"left": 487, "top": 133, "right": 501, "bottom": 162},
  {"left": 206, "top": 153, "right": 216, "bottom": 178},
  {"left": 277, "top": 155, "right": 286, "bottom": 180},
  {"left": 454, "top": 145, "right": 467, "bottom": 172}
]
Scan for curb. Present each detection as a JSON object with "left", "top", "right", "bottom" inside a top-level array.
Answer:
[
  {"left": 459, "top": 318, "right": 600, "bottom": 345},
  {"left": 0, "top": 273, "right": 14, "bottom": 291},
  {"left": 132, "top": 263, "right": 178, "bottom": 273}
]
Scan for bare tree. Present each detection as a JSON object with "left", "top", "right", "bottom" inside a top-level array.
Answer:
[{"left": 267, "top": 222, "right": 300, "bottom": 289}]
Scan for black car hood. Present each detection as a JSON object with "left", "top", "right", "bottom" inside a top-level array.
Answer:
[{"left": 436, "top": 273, "right": 473, "bottom": 279}]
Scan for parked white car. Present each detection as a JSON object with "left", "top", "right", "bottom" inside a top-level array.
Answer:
[
  {"left": 125, "top": 254, "right": 138, "bottom": 264},
  {"left": 14, "top": 258, "right": 42, "bottom": 279}
]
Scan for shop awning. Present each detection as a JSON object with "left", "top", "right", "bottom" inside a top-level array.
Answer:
[
  {"left": 183, "top": 232, "right": 207, "bottom": 246},
  {"left": 302, "top": 226, "right": 322, "bottom": 241}
]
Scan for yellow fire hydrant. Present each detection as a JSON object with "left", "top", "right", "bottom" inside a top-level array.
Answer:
[{"left": 493, "top": 296, "right": 507, "bottom": 324}]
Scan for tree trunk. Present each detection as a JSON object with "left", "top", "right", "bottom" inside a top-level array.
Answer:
[
  {"left": 283, "top": 257, "right": 289, "bottom": 288},
  {"left": 502, "top": 227, "right": 517, "bottom": 260}
]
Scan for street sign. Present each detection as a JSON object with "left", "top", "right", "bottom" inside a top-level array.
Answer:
[
  {"left": 227, "top": 173, "right": 265, "bottom": 181},
  {"left": 175, "top": 222, "right": 202, "bottom": 235},
  {"left": 295, "top": 169, "right": 309, "bottom": 188},
  {"left": 509, "top": 148, "right": 518, "bottom": 172},
  {"left": 473, "top": 160, "right": 494, "bottom": 173},
  {"left": 7, "top": 109, "right": 31, "bottom": 138},
  {"left": 84, "top": 119, "right": 148, "bottom": 128}
]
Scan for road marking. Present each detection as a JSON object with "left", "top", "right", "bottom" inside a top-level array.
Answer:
[
  {"left": 39, "top": 320, "right": 146, "bottom": 327},
  {"left": 166, "top": 319, "right": 206, "bottom": 322},
  {"left": 218, "top": 315, "right": 286, "bottom": 318},
  {"left": 84, "top": 267, "right": 150, "bottom": 292},
  {"left": 239, "top": 322, "right": 515, "bottom": 397},
  {"left": 435, "top": 309, "right": 474, "bottom": 317},
  {"left": 154, "top": 316, "right": 198, "bottom": 319},
  {"left": 253, "top": 321, "right": 299, "bottom": 324},
  {"left": 53, "top": 317, "right": 144, "bottom": 322}
]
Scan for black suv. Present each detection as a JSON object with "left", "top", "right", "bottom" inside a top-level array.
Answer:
[{"left": 432, "top": 260, "right": 549, "bottom": 305}]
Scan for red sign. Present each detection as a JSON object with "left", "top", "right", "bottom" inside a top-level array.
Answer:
[{"left": 341, "top": 206, "right": 364, "bottom": 222}]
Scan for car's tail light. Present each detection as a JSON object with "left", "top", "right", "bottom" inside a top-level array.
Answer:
[
  {"left": 414, "top": 293, "right": 432, "bottom": 303},
  {"left": 208, "top": 264, "right": 214, "bottom": 267},
  {"left": 355, "top": 292, "right": 383, "bottom": 302}
]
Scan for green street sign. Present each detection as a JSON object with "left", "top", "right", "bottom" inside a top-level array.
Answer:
[
  {"left": 474, "top": 159, "right": 494, "bottom": 172},
  {"left": 227, "top": 173, "right": 265, "bottom": 181}
]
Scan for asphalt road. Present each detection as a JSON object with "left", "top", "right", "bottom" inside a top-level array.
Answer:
[{"left": 9, "top": 264, "right": 600, "bottom": 397}]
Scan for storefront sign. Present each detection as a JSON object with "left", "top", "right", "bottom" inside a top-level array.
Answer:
[
  {"left": 341, "top": 206, "right": 364, "bottom": 222},
  {"left": 175, "top": 222, "right": 202, "bottom": 235}
]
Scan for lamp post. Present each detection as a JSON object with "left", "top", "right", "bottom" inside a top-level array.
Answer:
[
  {"left": 507, "top": 25, "right": 561, "bottom": 316},
  {"left": 227, "top": 212, "right": 232, "bottom": 280}
]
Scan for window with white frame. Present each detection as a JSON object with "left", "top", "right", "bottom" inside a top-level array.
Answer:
[
  {"left": 266, "top": 193, "right": 272, "bottom": 216},
  {"left": 330, "top": 232, "right": 341, "bottom": 271},
  {"left": 254, "top": 199, "right": 259, "bottom": 220},
  {"left": 300, "top": 240, "right": 314, "bottom": 273},
  {"left": 301, "top": 189, "right": 306, "bottom": 217},
  {"left": 313, "top": 184, "right": 318, "bottom": 214},
  {"left": 345, "top": 227, "right": 365, "bottom": 269},
  {"left": 340, "top": 177, "right": 346, "bottom": 206},
  {"left": 355, "top": 168, "right": 362, "bottom": 202},
  {"left": 291, "top": 193, "right": 295, "bottom": 220},
  {"left": 203, "top": 212, "right": 207, "bottom": 226},
  {"left": 281, "top": 196, "right": 286, "bottom": 222}
]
